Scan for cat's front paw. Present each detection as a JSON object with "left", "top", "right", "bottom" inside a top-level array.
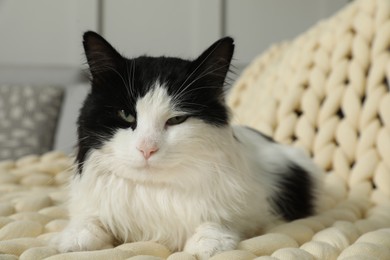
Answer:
[
  {"left": 51, "top": 222, "right": 113, "bottom": 252},
  {"left": 184, "top": 222, "right": 239, "bottom": 260}
]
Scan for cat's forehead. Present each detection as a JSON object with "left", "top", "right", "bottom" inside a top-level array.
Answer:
[
  {"left": 131, "top": 56, "right": 191, "bottom": 81},
  {"left": 136, "top": 83, "right": 173, "bottom": 116},
  {"left": 122, "top": 56, "right": 190, "bottom": 99}
]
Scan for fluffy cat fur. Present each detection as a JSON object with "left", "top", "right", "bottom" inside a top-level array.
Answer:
[{"left": 53, "top": 31, "right": 323, "bottom": 260}]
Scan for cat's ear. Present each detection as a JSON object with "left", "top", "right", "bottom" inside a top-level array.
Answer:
[
  {"left": 83, "top": 31, "right": 123, "bottom": 77},
  {"left": 191, "top": 37, "right": 235, "bottom": 88}
]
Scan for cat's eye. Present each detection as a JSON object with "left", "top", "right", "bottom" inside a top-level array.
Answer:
[
  {"left": 166, "top": 115, "right": 188, "bottom": 126},
  {"left": 118, "top": 110, "right": 136, "bottom": 123}
]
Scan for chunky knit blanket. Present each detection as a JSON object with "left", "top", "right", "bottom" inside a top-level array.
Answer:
[{"left": 1, "top": 0, "right": 390, "bottom": 259}]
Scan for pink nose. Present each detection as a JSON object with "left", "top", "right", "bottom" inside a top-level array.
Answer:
[{"left": 137, "top": 146, "right": 159, "bottom": 159}]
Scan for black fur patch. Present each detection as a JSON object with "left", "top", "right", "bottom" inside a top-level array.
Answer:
[
  {"left": 76, "top": 31, "right": 234, "bottom": 173},
  {"left": 269, "top": 164, "right": 316, "bottom": 221}
]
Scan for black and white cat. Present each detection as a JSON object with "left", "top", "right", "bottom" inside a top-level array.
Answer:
[{"left": 54, "top": 31, "right": 322, "bottom": 259}]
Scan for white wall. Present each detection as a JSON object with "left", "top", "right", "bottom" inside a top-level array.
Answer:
[
  {"left": 226, "top": 0, "right": 350, "bottom": 66},
  {"left": 102, "top": 0, "right": 222, "bottom": 59},
  {"left": 0, "top": 0, "right": 350, "bottom": 69},
  {"left": 0, "top": 0, "right": 97, "bottom": 67},
  {"left": 0, "top": 0, "right": 98, "bottom": 86}
]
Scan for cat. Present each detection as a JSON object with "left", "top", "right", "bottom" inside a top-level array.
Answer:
[{"left": 53, "top": 31, "right": 323, "bottom": 260}]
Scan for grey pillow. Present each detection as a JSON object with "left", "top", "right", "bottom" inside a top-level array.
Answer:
[{"left": 0, "top": 85, "right": 64, "bottom": 160}]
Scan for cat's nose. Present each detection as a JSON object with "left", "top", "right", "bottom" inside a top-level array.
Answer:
[{"left": 137, "top": 146, "right": 159, "bottom": 159}]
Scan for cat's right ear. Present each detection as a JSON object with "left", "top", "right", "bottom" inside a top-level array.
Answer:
[{"left": 83, "top": 31, "right": 123, "bottom": 77}]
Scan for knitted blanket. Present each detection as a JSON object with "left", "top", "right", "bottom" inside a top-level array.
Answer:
[{"left": 1, "top": 0, "right": 390, "bottom": 259}]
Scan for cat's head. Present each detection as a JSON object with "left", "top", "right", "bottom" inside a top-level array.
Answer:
[{"left": 77, "top": 31, "right": 234, "bottom": 179}]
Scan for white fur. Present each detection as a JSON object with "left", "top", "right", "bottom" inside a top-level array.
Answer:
[
  {"left": 184, "top": 222, "right": 240, "bottom": 260},
  {"left": 54, "top": 84, "right": 322, "bottom": 259}
]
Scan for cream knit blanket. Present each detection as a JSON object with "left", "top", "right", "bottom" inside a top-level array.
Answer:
[{"left": 1, "top": 0, "right": 390, "bottom": 259}]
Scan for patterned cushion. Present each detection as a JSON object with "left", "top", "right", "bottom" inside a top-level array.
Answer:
[{"left": 0, "top": 85, "right": 64, "bottom": 160}]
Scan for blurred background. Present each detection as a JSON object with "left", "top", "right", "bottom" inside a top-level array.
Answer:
[{"left": 0, "top": 0, "right": 350, "bottom": 158}]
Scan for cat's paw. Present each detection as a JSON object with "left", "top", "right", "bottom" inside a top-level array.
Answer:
[
  {"left": 51, "top": 222, "right": 113, "bottom": 252},
  {"left": 184, "top": 222, "right": 239, "bottom": 260}
]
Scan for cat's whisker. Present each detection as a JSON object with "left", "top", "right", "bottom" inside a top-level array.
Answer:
[
  {"left": 132, "top": 60, "right": 136, "bottom": 97},
  {"left": 124, "top": 61, "right": 135, "bottom": 103},
  {"left": 90, "top": 63, "right": 134, "bottom": 105},
  {"left": 173, "top": 86, "right": 225, "bottom": 103},
  {"left": 174, "top": 63, "right": 229, "bottom": 101},
  {"left": 176, "top": 40, "right": 224, "bottom": 97}
]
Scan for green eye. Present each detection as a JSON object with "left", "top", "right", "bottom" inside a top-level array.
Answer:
[
  {"left": 166, "top": 115, "right": 188, "bottom": 126},
  {"left": 118, "top": 110, "right": 136, "bottom": 123}
]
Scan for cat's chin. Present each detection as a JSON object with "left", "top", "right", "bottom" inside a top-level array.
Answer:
[
  {"left": 112, "top": 160, "right": 181, "bottom": 181},
  {"left": 131, "top": 158, "right": 173, "bottom": 170},
  {"left": 113, "top": 168, "right": 178, "bottom": 184}
]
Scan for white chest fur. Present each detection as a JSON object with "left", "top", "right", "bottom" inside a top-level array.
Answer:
[
  {"left": 93, "top": 176, "right": 196, "bottom": 250},
  {"left": 68, "top": 142, "right": 271, "bottom": 251}
]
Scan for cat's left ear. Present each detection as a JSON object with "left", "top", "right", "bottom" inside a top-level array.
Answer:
[
  {"left": 191, "top": 37, "right": 235, "bottom": 88},
  {"left": 83, "top": 31, "right": 124, "bottom": 78}
]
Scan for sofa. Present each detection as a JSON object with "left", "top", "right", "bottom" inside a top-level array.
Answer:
[
  {"left": 0, "top": 0, "right": 389, "bottom": 259},
  {"left": 0, "top": 82, "right": 90, "bottom": 161}
]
